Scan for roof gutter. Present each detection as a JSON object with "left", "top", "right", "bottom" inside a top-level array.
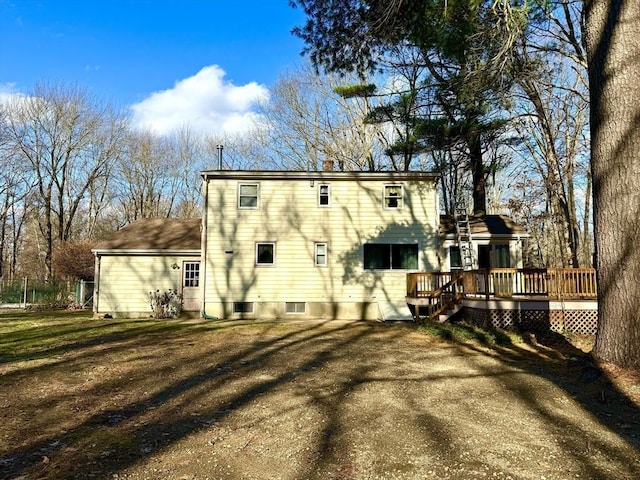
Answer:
[
  {"left": 200, "top": 170, "right": 439, "bottom": 182},
  {"left": 91, "top": 249, "right": 201, "bottom": 256}
]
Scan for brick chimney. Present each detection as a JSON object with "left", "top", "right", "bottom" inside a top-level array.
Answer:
[{"left": 322, "top": 159, "right": 334, "bottom": 171}]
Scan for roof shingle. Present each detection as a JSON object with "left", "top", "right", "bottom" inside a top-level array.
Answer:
[
  {"left": 94, "top": 218, "right": 202, "bottom": 250},
  {"left": 440, "top": 214, "right": 527, "bottom": 236}
]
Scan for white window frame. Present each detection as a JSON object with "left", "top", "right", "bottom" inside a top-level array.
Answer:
[
  {"left": 238, "top": 183, "right": 259, "bottom": 209},
  {"left": 315, "top": 242, "right": 328, "bottom": 266},
  {"left": 449, "top": 246, "right": 463, "bottom": 271},
  {"left": 183, "top": 261, "right": 200, "bottom": 287},
  {"left": 318, "top": 184, "right": 331, "bottom": 207},
  {"left": 363, "top": 243, "right": 419, "bottom": 270},
  {"left": 285, "top": 302, "right": 306, "bottom": 314},
  {"left": 383, "top": 184, "right": 403, "bottom": 209},
  {"left": 256, "top": 242, "right": 275, "bottom": 266}
]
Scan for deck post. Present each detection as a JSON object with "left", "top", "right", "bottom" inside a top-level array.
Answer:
[{"left": 484, "top": 270, "right": 490, "bottom": 301}]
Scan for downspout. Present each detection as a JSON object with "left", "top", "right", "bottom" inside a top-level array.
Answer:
[
  {"left": 200, "top": 175, "right": 218, "bottom": 320},
  {"left": 93, "top": 253, "right": 100, "bottom": 316}
]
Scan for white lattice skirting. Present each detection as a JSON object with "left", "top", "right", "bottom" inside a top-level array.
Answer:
[{"left": 461, "top": 299, "right": 598, "bottom": 335}]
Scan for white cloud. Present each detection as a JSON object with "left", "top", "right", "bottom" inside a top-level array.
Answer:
[
  {"left": 0, "top": 83, "right": 25, "bottom": 104},
  {"left": 130, "top": 65, "right": 269, "bottom": 136}
]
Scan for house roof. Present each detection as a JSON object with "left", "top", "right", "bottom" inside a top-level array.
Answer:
[
  {"left": 94, "top": 218, "right": 202, "bottom": 251},
  {"left": 440, "top": 214, "right": 528, "bottom": 237}
]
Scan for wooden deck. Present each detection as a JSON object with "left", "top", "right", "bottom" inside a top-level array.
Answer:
[{"left": 406, "top": 268, "right": 597, "bottom": 322}]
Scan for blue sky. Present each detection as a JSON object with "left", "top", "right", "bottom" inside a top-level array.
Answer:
[{"left": 0, "top": 0, "right": 308, "bottom": 134}]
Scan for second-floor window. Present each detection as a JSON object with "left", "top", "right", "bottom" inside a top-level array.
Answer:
[
  {"left": 239, "top": 183, "right": 259, "bottom": 208},
  {"left": 318, "top": 184, "right": 330, "bottom": 206},
  {"left": 384, "top": 185, "right": 403, "bottom": 209},
  {"left": 315, "top": 242, "right": 328, "bottom": 266}
]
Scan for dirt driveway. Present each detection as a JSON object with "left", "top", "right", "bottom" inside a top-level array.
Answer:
[{"left": 1, "top": 317, "right": 640, "bottom": 479}]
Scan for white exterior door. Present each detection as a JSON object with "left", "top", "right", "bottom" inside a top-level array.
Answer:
[{"left": 182, "top": 261, "right": 201, "bottom": 311}]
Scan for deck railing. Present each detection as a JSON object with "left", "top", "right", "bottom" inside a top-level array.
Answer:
[
  {"left": 407, "top": 268, "right": 597, "bottom": 300},
  {"left": 406, "top": 273, "right": 465, "bottom": 320}
]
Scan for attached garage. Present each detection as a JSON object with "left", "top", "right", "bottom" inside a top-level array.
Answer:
[{"left": 92, "top": 218, "right": 201, "bottom": 318}]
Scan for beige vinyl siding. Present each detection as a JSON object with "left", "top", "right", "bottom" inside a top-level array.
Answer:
[
  {"left": 203, "top": 174, "right": 439, "bottom": 317},
  {"left": 96, "top": 254, "right": 196, "bottom": 317}
]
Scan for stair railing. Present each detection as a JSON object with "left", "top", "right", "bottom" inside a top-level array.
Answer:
[{"left": 414, "top": 273, "right": 465, "bottom": 321}]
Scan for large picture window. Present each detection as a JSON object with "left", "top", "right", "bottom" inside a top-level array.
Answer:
[
  {"left": 363, "top": 243, "right": 418, "bottom": 270},
  {"left": 478, "top": 244, "right": 510, "bottom": 268},
  {"left": 238, "top": 183, "right": 259, "bottom": 208},
  {"left": 256, "top": 242, "right": 275, "bottom": 265}
]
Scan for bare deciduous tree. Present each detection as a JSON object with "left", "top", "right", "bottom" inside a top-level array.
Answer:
[
  {"left": 2, "top": 83, "right": 127, "bottom": 280},
  {"left": 257, "top": 64, "right": 390, "bottom": 171},
  {"left": 114, "top": 130, "right": 180, "bottom": 224},
  {"left": 510, "top": 0, "right": 591, "bottom": 268}
]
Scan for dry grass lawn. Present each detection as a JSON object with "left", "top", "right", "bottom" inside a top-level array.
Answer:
[{"left": 1, "top": 310, "right": 639, "bottom": 479}]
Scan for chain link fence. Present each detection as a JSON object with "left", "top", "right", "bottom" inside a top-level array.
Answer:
[{"left": 0, "top": 279, "right": 93, "bottom": 309}]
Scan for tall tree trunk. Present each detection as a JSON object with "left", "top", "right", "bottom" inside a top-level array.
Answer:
[
  {"left": 582, "top": 171, "right": 593, "bottom": 266},
  {"left": 586, "top": 0, "right": 640, "bottom": 367},
  {"left": 468, "top": 128, "right": 486, "bottom": 215}
]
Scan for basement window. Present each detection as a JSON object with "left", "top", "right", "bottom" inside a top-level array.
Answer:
[
  {"left": 285, "top": 302, "right": 306, "bottom": 314},
  {"left": 233, "top": 302, "right": 254, "bottom": 314}
]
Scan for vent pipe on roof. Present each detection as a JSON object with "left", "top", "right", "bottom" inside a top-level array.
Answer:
[{"left": 216, "top": 144, "right": 224, "bottom": 170}]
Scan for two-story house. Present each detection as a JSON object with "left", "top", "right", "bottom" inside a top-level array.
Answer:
[
  {"left": 93, "top": 170, "right": 440, "bottom": 320},
  {"left": 200, "top": 170, "right": 440, "bottom": 320},
  {"left": 93, "top": 169, "right": 533, "bottom": 321}
]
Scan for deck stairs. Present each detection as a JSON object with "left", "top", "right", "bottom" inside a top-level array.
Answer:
[
  {"left": 377, "top": 299, "right": 414, "bottom": 321},
  {"left": 455, "top": 205, "right": 474, "bottom": 271},
  {"left": 438, "top": 303, "right": 463, "bottom": 322}
]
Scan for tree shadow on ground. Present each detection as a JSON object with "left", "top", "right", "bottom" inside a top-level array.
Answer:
[
  {"left": 0, "top": 313, "right": 639, "bottom": 479},
  {"left": 443, "top": 322, "right": 640, "bottom": 475}
]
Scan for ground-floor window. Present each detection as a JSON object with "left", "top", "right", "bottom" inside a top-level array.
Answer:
[
  {"left": 363, "top": 243, "right": 418, "bottom": 270},
  {"left": 256, "top": 242, "right": 275, "bottom": 265},
  {"left": 478, "top": 244, "right": 510, "bottom": 268},
  {"left": 449, "top": 246, "right": 462, "bottom": 270}
]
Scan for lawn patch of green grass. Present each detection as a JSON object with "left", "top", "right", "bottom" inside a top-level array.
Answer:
[
  {"left": 0, "top": 309, "right": 290, "bottom": 365},
  {"left": 417, "top": 319, "right": 522, "bottom": 346},
  {"left": 0, "top": 310, "right": 208, "bottom": 364}
]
